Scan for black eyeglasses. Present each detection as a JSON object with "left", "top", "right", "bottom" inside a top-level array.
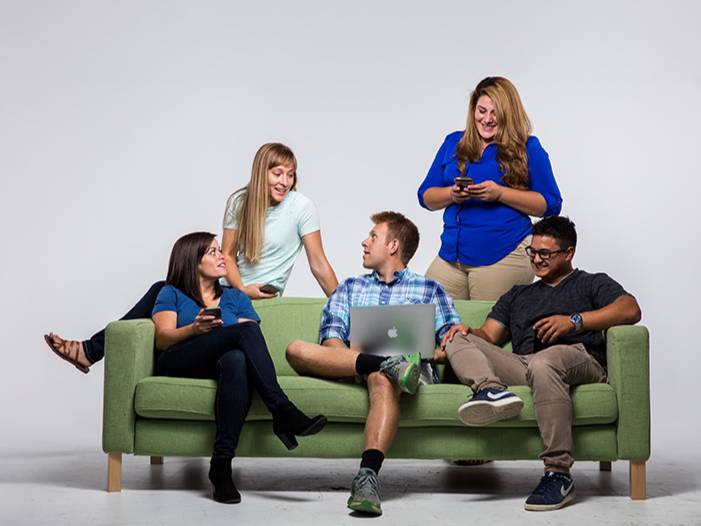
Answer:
[{"left": 524, "top": 246, "right": 570, "bottom": 260}]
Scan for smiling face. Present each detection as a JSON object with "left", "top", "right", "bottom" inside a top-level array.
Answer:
[
  {"left": 267, "top": 162, "right": 296, "bottom": 205},
  {"left": 198, "top": 239, "right": 227, "bottom": 280},
  {"left": 527, "top": 235, "right": 574, "bottom": 283},
  {"left": 361, "top": 222, "right": 397, "bottom": 270},
  {"left": 474, "top": 95, "right": 498, "bottom": 144}
]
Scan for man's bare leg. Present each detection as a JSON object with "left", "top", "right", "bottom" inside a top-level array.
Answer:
[
  {"left": 346, "top": 371, "right": 402, "bottom": 515},
  {"left": 286, "top": 339, "right": 359, "bottom": 378},
  {"left": 364, "top": 371, "right": 401, "bottom": 451}
]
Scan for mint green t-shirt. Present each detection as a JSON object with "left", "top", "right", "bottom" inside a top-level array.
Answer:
[{"left": 222, "top": 190, "right": 321, "bottom": 295}]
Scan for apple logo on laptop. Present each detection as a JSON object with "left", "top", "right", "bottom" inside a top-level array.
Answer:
[{"left": 387, "top": 326, "right": 398, "bottom": 339}]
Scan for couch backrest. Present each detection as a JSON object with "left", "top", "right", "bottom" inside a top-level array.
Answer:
[
  {"left": 254, "top": 297, "right": 509, "bottom": 377},
  {"left": 255, "top": 298, "right": 327, "bottom": 375}
]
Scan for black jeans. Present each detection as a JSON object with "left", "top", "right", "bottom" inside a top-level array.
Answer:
[
  {"left": 82, "top": 281, "right": 166, "bottom": 363},
  {"left": 155, "top": 322, "right": 289, "bottom": 458}
]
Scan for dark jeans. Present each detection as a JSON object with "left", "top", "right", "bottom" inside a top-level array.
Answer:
[
  {"left": 155, "top": 322, "right": 289, "bottom": 458},
  {"left": 82, "top": 281, "right": 166, "bottom": 363}
]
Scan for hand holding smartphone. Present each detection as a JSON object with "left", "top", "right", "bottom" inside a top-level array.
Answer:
[
  {"left": 202, "top": 307, "right": 222, "bottom": 320},
  {"left": 259, "top": 284, "right": 279, "bottom": 295},
  {"left": 454, "top": 176, "right": 474, "bottom": 191}
]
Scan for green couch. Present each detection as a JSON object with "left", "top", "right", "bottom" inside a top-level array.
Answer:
[{"left": 102, "top": 298, "right": 650, "bottom": 498}]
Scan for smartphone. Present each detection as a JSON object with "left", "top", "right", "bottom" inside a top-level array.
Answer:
[
  {"left": 260, "top": 284, "right": 279, "bottom": 295},
  {"left": 454, "top": 176, "right": 473, "bottom": 190},
  {"left": 202, "top": 307, "right": 222, "bottom": 320}
]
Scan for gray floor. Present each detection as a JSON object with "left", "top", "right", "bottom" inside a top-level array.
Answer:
[{"left": 2, "top": 451, "right": 700, "bottom": 526}]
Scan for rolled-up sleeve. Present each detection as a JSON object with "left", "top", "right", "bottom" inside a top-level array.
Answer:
[
  {"left": 527, "top": 137, "right": 562, "bottom": 217},
  {"left": 432, "top": 284, "right": 461, "bottom": 342},
  {"left": 418, "top": 136, "right": 452, "bottom": 210},
  {"left": 319, "top": 279, "right": 352, "bottom": 343}
]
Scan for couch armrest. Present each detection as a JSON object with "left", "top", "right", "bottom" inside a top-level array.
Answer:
[
  {"left": 606, "top": 325, "right": 650, "bottom": 460},
  {"left": 102, "top": 319, "right": 155, "bottom": 454}
]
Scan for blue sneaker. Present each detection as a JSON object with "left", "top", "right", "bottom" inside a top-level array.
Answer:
[
  {"left": 525, "top": 471, "right": 575, "bottom": 511},
  {"left": 457, "top": 387, "right": 523, "bottom": 426}
]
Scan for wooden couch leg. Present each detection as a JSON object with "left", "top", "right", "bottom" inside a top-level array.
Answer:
[
  {"left": 107, "top": 452, "right": 122, "bottom": 492},
  {"left": 150, "top": 456, "right": 164, "bottom": 465},
  {"left": 599, "top": 461, "right": 612, "bottom": 471},
  {"left": 629, "top": 460, "right": 646, "bottom": 500}
]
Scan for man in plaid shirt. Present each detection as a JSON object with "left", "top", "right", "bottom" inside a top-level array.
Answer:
[{"left": 286, "top": 211, "right": 459, "bottom": 516}]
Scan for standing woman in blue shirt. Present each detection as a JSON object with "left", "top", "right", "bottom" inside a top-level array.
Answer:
[
  {"left": 417, "top": 76, "right": 562, "bottom": 301},
  {"left": 45, "top": 143, "right": 339, "bottom": 373},
  {"left": 152, "top": 231, "right": 327, "bottom": 503}
]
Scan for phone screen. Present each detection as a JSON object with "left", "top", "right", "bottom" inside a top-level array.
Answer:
[
  {"left": 203, "top": 307, "right": 222, "bottom": 319},
  {"left": 454, "top": 176, "right": 473, "bottom": 189}
]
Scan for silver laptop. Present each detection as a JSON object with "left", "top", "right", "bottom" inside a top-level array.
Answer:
[{"left": 350, "top": 304, "right": 436, "bottom": 359}]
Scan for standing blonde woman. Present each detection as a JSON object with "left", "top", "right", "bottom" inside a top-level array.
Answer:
[
  {"left": 418, "top": 76, "right": 562, "bottom": 301},
  {"left": 222, "top": 142, "right": 338, "bottom": 299},
  {"left": 45, "top": 143, "right": 338, "bottom": 373}
]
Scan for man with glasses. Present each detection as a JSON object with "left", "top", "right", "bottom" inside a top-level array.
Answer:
[{"left": 436, "top": 216, "right": 641, "bottom": 511}]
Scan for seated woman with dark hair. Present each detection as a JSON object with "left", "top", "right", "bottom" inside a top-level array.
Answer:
[
  {"left": 44, "top": 142, "right": 338, "bottom": 374},
  {"left": 152, "top": 231, "right": 326, "bottom": 504}
]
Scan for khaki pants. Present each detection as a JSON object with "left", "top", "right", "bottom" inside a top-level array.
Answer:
[
  {"left": 425, "top": 236, "right": 534, "bottom": 301},
  {"left": 445, "top": 333, "right": 607, "bottom": 473}
]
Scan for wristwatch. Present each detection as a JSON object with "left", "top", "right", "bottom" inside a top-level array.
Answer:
[{"left": 569, "top": 313, "right": 583, "bottom": 333}]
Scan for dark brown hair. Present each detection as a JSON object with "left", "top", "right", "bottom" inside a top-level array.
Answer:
[
  {"left": 532, "top": 216, "right": 577, "bottom": 249},
  {"left": 166, "top": 232, "right": 222, "bottom": 307},
  {"left": 370, "top": 211, "right": 420, "bottom": 265}
]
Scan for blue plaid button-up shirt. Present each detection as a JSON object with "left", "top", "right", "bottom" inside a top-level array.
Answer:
[{"left": 319, "top": 267, "right": 460, "bottom": 345}]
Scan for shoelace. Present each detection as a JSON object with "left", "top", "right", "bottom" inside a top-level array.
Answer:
[
  {"left": 354, "top": 472, "right": 380, "bottom": 499},
  {"left": 532, "top": 473, "right": 567, "bottom": 497},
  {"left": 379, "top": 356, "right": 403, "bottom": 373}
]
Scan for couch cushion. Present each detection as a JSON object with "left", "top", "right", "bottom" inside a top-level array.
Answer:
[{"left": 135, "top": 376, "right": 617, "bottom": 428}]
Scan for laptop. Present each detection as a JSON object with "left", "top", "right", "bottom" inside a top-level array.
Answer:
[{"left": 349, "top": 304, "right": 436, "bottom": 359}]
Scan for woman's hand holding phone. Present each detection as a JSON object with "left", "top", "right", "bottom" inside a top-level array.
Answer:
[
  {"left": 242, "top": 283, "right": 278, "bottom": 300},
  {"left": 193, "top": 309, "right": 224, "bottom": 334},
  {"left": 469, "top": 180, "right": 503, "bottom": 202},
  {"left": 451, "top": 176, "right": 473, "bottom": 204}
]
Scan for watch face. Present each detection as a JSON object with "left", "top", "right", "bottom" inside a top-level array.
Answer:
[{"left": 570, "top": 313, "right": 583, "bottom": 330}]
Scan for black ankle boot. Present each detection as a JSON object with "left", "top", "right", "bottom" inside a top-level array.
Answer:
[
  {"left": 272, "top": 401, "right": 327, "bottom": 450},
  {"left": 208, "top": 457, "right": 241, "bottom": 504}
]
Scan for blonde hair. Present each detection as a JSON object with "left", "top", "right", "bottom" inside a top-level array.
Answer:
[
  {"left": 235, "top": 143, "right": 297, "bottom": 263},
  {"left": 456, "top": 77, "right": 532, "bottom": 189}
]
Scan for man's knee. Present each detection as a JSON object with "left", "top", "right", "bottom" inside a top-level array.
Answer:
[
  {"left": 367, "top": 371, "right": 401, "bottom": 398},
  {"left": 285, "top": 339, "right": 311, "bottom": 368},
  {"left": 445, "top": 332, "right": 477, "bottom": 359},
  {"left": 526, "top": 352, "right": 562, "bottom": 384}
]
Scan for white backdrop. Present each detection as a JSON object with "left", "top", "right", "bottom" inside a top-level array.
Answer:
[{"left": 1, "top": 1, "right": 699, "bottom": 455}]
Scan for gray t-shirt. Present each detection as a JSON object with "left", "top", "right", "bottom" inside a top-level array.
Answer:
[{"left": 487, "top": 269, "right": 630, "bottom": 368}]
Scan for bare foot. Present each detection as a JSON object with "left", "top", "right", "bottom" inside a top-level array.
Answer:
[{"left": 44, "top": 332, "right": 91, "bottom": 373}]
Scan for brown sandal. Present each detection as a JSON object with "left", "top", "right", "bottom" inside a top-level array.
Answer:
[{"left": 44, "top": 333, "right": 90, "bottom": 374}]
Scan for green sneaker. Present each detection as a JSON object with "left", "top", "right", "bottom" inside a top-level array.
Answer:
[
  {"left": 379, "top": 352, "right": 421, "bottom": 394},
  {"left": 347, "top": 468, "right": 382, "bottom": 515}
]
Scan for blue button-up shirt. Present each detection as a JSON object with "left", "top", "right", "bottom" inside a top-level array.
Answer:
[
  {"left": 418, "top": 132, "right": 562, "bottom": 266},
  {"left": 319, "top": 268, "right": 460, "bottom": 345}
]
